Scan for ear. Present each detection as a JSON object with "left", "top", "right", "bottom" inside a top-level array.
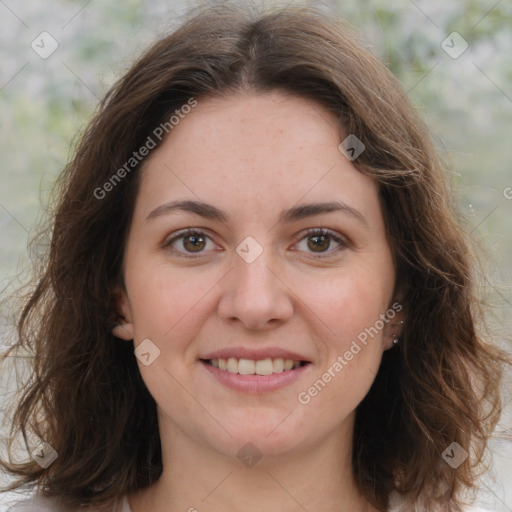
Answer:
[
  {"left": 112, "top": 286, "right": 134, "bottom": 341},
  {"left": 112, "top": 322, "right": 134, "bottom": 340},
  {"left": 383, "top": 300, "right": 405, "bottom": 351}
]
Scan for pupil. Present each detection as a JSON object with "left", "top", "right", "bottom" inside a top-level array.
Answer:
[
  {"left": 185, "top": 235, "right": 205, "bottom": 252},
  {"left": 308, "top": 234, "right": 329, "bottom": 252}
]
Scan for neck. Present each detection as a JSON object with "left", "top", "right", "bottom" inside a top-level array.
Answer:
[{"left": 128, "top": 411, "right": 377, "bottom": 512}]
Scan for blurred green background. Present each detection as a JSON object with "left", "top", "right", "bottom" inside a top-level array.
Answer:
[{"left": 1, "top": 0, "right": 511, "bottom": 510}]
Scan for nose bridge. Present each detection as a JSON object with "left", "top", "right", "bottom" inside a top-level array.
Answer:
[
  {"left": 217, "top": 234, "right": 293, "bottom": 329},
  {"left": 233, "top": 235, "right": 279, "bottom": 298}
]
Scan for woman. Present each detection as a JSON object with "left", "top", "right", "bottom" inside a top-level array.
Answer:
[{"left": 1, "top": 3, "right": 508, "bottom": 511}]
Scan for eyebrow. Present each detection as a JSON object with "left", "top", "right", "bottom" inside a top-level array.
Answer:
[{"left": 146, "top": 199, "right": 367, "bottom": 226}]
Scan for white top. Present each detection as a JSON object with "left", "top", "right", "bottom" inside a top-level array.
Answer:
[
  {"left": 7, "top": 494, "right": 498, "bottom": 511},
  {"left": 6, "top": 495, "right": 130, "bottom": 511}
]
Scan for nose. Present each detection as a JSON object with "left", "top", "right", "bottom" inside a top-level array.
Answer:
[{"left": 217, "top": 246, "right": 294, "bottom": 331}]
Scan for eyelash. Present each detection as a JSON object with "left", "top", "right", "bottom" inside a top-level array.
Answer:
[{"left": 162, "top": 227, "right": 348, "bottom": 260}]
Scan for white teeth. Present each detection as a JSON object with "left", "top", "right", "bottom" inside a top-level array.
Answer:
[
  {"left": 283, "top": 359, "right": 294, "bottom": 371},
  {"left": 238, "top": 358, "right": 255, "bottom": 375},
  {"left": 207, "top": 357, "right": 305, "bottom": 374},
  {"left": 272, "top": 358, "right": 284, "bottom": 372},
  {"left": 255, "top": 358, "right": 273, "bottom": 376},
  {"left": 227, "top": 357, "right": 238, "bottom": 373}
]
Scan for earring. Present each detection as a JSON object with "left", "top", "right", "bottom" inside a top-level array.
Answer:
[{"left": 392, "top": 334, "right": 399, "bottom": 345}]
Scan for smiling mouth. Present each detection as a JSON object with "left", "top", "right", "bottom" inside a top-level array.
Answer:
[{"left": 200, "top": 357, "right": 311, "bottom": 375}]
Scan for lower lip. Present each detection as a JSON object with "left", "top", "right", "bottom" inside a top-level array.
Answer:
[{"left": 200, "top": 360, "right": 312, "bottom": 392}]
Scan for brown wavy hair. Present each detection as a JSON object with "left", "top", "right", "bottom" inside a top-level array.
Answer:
[{"left": 1, "top": 3, "right": 509, "bottom": 511}]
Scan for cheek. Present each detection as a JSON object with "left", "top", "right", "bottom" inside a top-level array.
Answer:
[
  {"left": 295, "top": 275, "right": 387, "bottom": 420},
  {"left": 125, "top": 259, "right": 225, "bottom": 358},
  {"left": 298, "top": 265, "right": 392, "bottom": 341},
  {"left": 307, "top": 263, "right": 393, "bottom": 404}
]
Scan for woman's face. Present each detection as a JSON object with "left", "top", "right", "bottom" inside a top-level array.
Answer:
[{"left": 117, "top": 90, "right": 398, "bottom": 459}]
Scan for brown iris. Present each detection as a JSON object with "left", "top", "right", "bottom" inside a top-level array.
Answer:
[
  {"left": 307, "top": 233, "right": 330, "bottom": 252},
  {"left": 182, "top": 233, "right": 206, "bottom": 252}
]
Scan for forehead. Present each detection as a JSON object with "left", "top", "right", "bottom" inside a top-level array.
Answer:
[{"left": 135, "top": 90, "right": 379, "bottom": 225}]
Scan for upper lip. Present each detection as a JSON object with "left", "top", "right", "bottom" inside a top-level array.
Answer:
[{"left": 200, "top": 347, "right": 311, "bottom": 362}]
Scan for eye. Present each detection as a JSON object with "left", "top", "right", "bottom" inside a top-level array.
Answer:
[
  {"left": 294, "top": 228, "right": 347, "bottom": 258},
  {"left": 162, "top": 227, "right": 348, "bottom": 260},
  {"left": 162, "top": 229, "right": 217, "bottom": 258}
]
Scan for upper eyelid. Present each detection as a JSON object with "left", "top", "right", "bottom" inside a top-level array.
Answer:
[
  {"left": 162, "top": 228, "right": 213, "bottom": 250},
  {"left": 293, "top": 228, "right": 348, "bottom": 253},
  {"left": 163, "top": 227, "right": 216, "bottom": 245}
]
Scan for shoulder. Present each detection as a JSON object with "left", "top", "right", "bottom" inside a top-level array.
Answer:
[
  {"left": 388, "top": 504, "right": 499, "bottom": 512},
  {"left": 7, "top": 495, "right": 67, "bottom": 511},
  {"left": 387, "top": 492, "right": 500, "bottom": 512},
  {"left": 463, "top": 508, "right": 501, "bottom": 512},
  {"left": 7, "top": 495, "right": 129, "bottom": 512}
]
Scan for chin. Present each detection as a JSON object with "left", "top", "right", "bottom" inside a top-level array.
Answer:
[{"left": 208, "top": 410, "right": 311, "bottom": 459}]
